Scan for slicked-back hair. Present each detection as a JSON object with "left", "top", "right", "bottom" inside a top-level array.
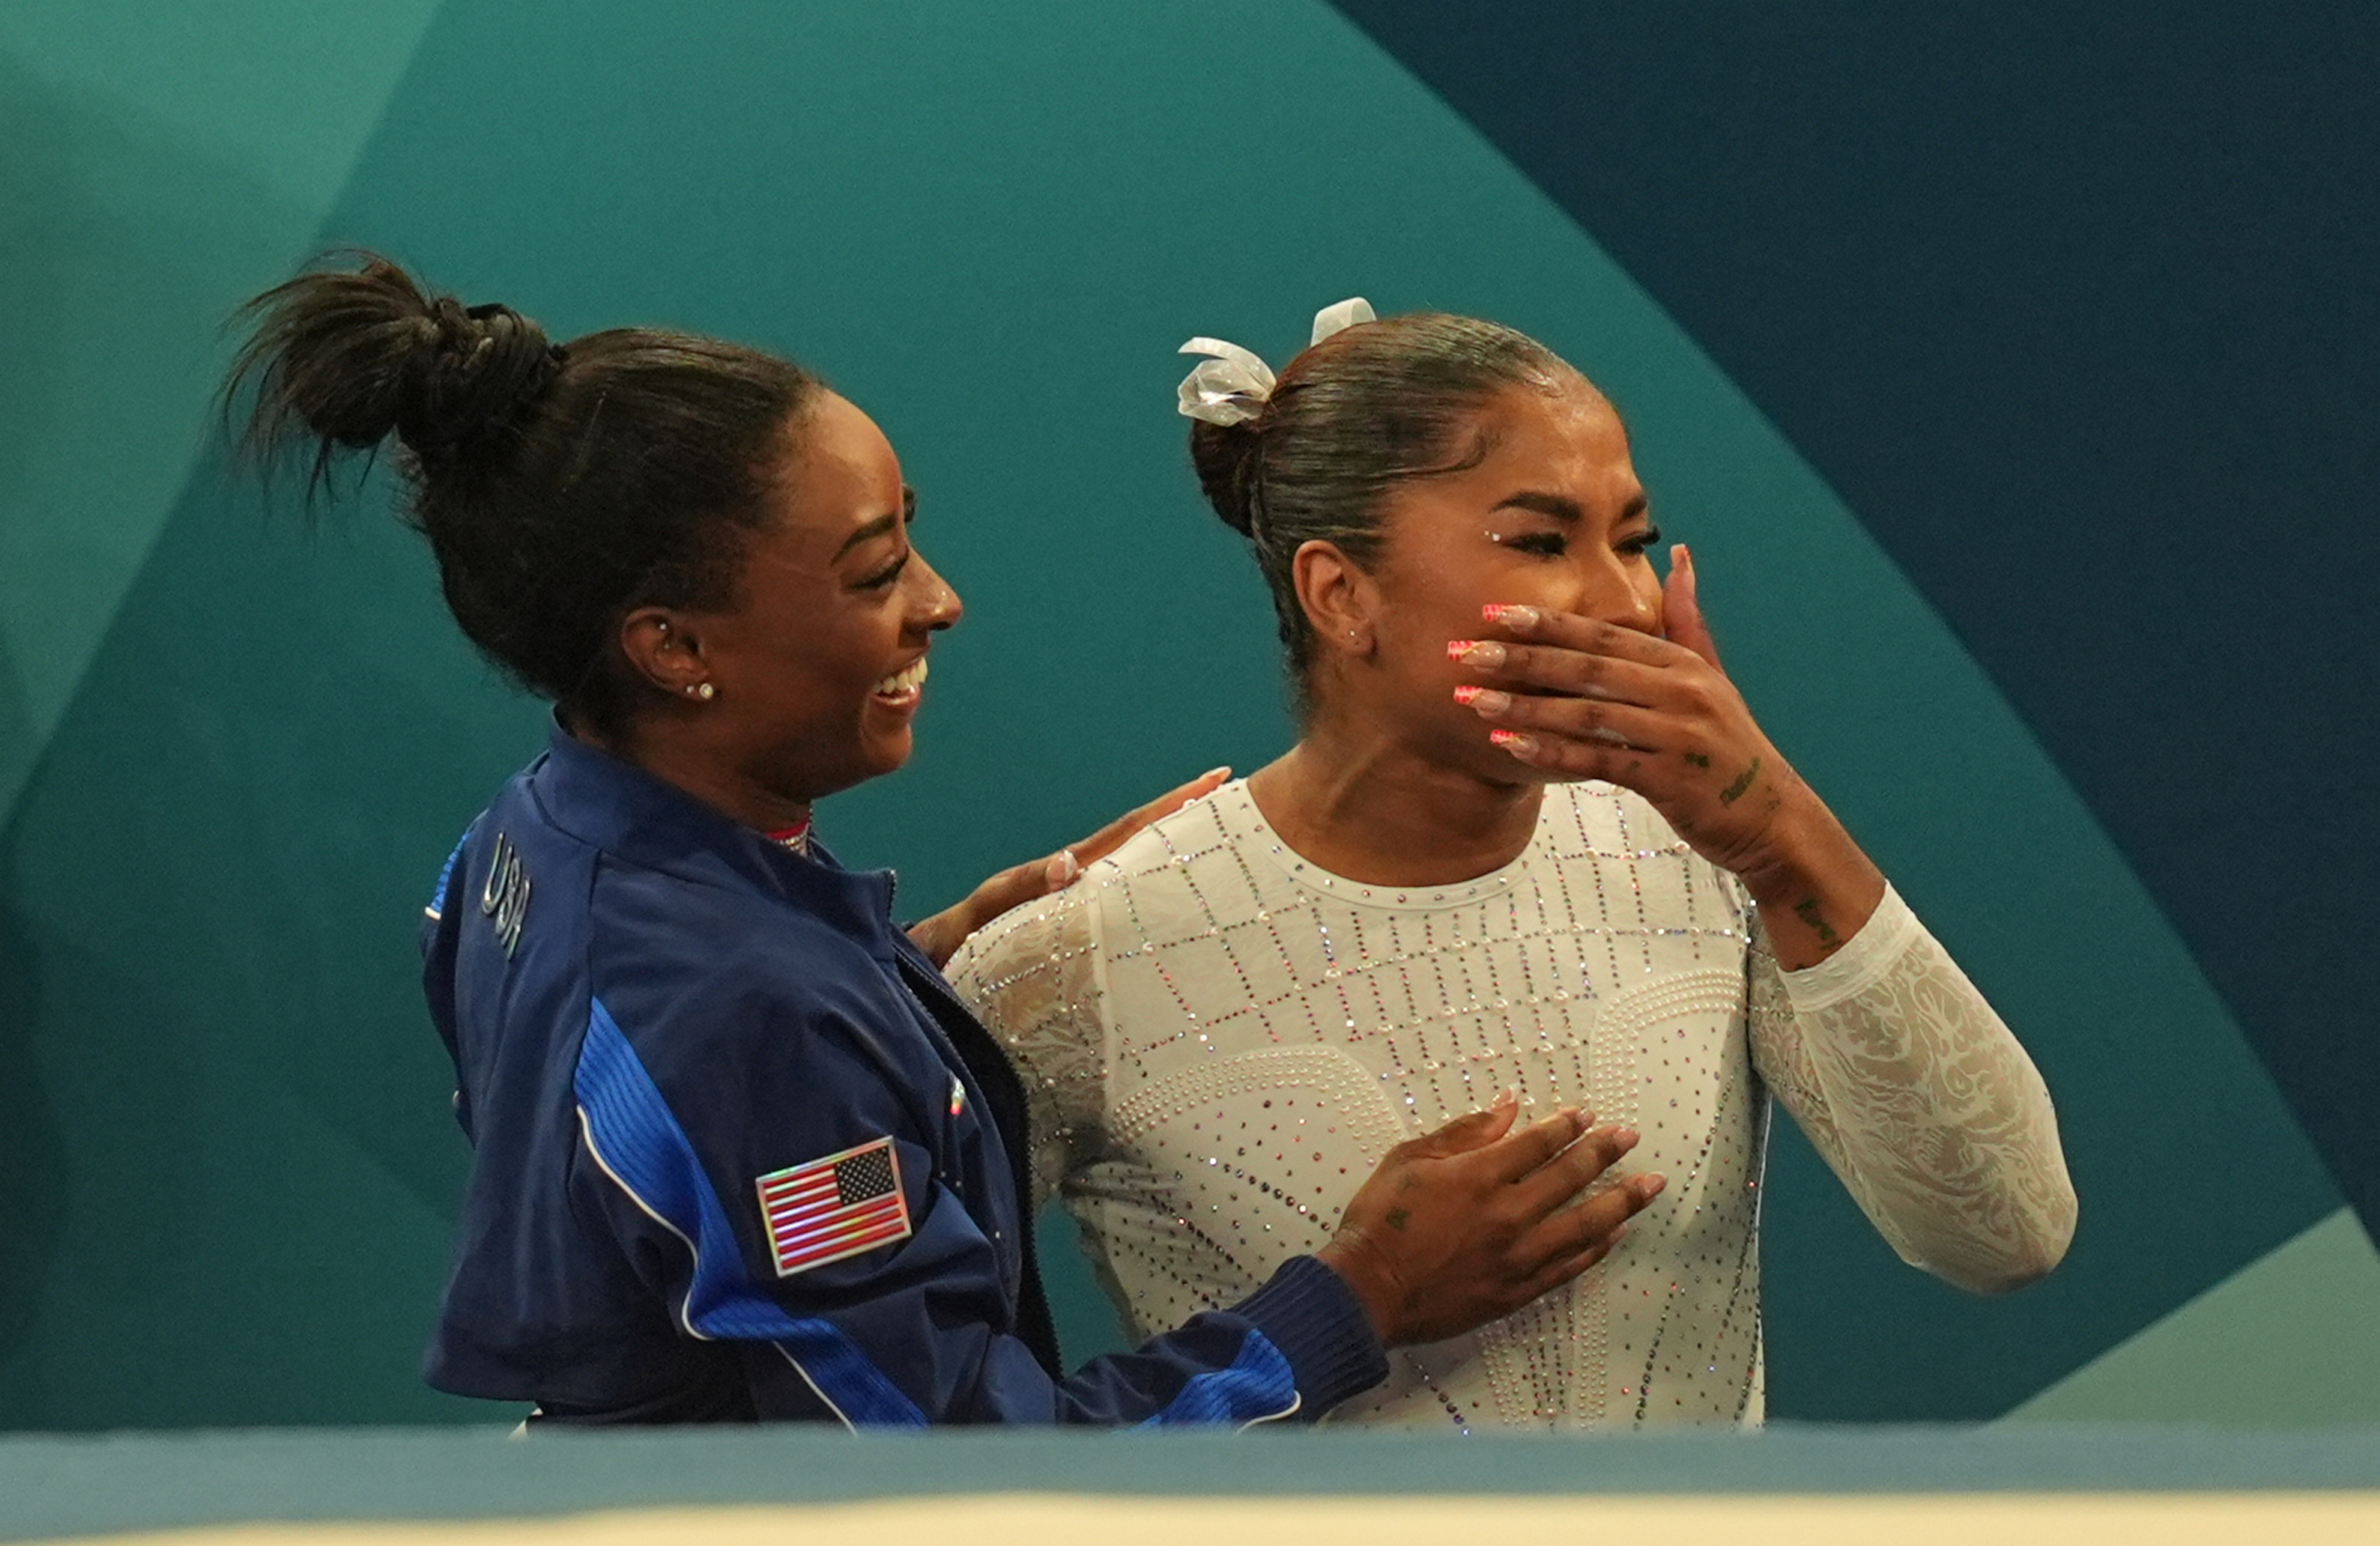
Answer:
[{"left": 1186, "top": 311, "right": 1572, "bottom": 707}]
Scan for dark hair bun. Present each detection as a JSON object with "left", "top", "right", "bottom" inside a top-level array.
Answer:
[
  {"left": 228, "top": 249, "right": 820, "bottom": 737},
  {"left": 397, "top": 296, "right": 561, "bottom": 451},
  {"left": 228, "top": 256, "right": 561, "bottom": 470},
  {"left": 1188, "top": 416, "right": 1263, "bottom": 539}
]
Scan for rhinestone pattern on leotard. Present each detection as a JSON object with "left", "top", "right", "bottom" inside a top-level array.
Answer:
[
  {"left": 953, "top": 780, "right": 2076, "bottom": 1430},
  {"left": 953, "top": 780, "right": 1764, "bottom": 1430}
]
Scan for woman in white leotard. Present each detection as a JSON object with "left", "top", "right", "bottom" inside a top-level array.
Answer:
[{"left": 950, "top": 301, "right": 2076, "bottom": 1431}]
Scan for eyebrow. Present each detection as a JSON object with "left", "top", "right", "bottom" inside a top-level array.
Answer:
[
  {"left": 1492, "top": 490, "right": 1649, "bottom": 524},
  {"left": 834, "top": 486, "right": 918, "bottom": 560}
]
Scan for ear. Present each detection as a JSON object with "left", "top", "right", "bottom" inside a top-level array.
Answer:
[
  {"left": 618, "top": 607, "right": 712, "bottom": 700},
  {"left": 1290, "top": 539, "right": 1380, "bottom": 658}
]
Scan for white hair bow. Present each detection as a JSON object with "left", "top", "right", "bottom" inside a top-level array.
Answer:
[{"left": 1177, "top": 297, "right": 1376, "bottom": 426}]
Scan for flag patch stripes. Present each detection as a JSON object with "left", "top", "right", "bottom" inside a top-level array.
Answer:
[{"left": 756, "top": 1136, "right": 910, "bottom": 1277}]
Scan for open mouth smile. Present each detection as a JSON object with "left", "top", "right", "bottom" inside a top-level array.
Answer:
[{"left": 872, "top": 656, "right": 928, "bottom": 707}]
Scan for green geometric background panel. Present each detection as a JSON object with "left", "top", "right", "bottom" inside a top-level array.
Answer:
[
  {"left": 0, "top": 0, "right": 2367, "bottom": 1428},
  {"left": 2005, "top": 1209, "right": 2380, "bottom": 1428},
  {"left": 0, "top": 1, "right": 448, "bottom": 816}
]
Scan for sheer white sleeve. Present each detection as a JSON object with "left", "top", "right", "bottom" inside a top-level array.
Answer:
[
  {"left": 1748, "top": 885, "right": 2078, "bottom": 1294},
  {"left": 942, "top": 885, "right": 1107, "bottom": 1211}
]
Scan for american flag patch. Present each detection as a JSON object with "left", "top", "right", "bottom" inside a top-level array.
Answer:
[{"left": 756, "top": 1137, "right": 911, "bottom": 1277}]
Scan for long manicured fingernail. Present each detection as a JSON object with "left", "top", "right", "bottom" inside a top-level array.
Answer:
[
  {"left": 1457, "top": 687, "right": 1511, "bottom": 713},
  {"left": 1489, "top": 730, "right": 1536, "bottom": 754},
  {"left": 1445, "top": 639, "right": 1476, "bottom": 661},
  {"left": 1638, "top": 1173, "right": 1668, "bottom": 1199},
  {"left": 1490, "top": 1087, "right": 1517, "bottom": 1109},
  {"left": 1456, "top": 640, "right": 1506, "bottom": 668},
  {"left": 1483, "top": 603, "right": 1540, "bottom": 630},
  {"left": 1610, "top": 1126, "right": 1640, "bottom": 1149},
  {"left": 1047, "top": 849, "right": 1080, "bottom": 886},
  {"left": 1203, "top": 766, "right": 1231, "bottom": 781}
]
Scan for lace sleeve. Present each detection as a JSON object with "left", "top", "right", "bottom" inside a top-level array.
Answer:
[
  {"left": 1749, "top": 886, "right": 2078, "bottom": 1294},
  {"left": 942, "top": 884, "right": 1107, "bottom": 1211}
]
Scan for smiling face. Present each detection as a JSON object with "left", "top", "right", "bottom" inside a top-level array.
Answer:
[
  {"left": 1330, "top": 378, "right": 1663, "bottom": 780},
  {"left": 661, "top": 390, "right": 962, "bottom": 807}
]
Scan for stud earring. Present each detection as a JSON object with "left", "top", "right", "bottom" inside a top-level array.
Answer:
[{"left": 689, "top": 682, "right": 715, "bottom": 701}]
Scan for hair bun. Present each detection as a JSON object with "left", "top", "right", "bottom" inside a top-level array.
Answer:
[
  {"left": 1188, "top": 416, "right": 1263, "bottom": 539},
  {"left": 394, "top": 296, "right": 563, "bottom": 452},
  {"left": 226, "top": 254, "right": 566, "bottom": 482}
]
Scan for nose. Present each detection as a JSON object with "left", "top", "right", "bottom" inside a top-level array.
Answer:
[
  {"left": 1616, "top": 567, "right": 1661, "bottom": 636},
  {"left": 908, "top": 553, "right": 963, "bottom": 634},
  {"left": 1567, "top": 549, "right": 1660, "bottom": 636}
]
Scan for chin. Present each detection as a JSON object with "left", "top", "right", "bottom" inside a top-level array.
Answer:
[
  {"left": 1438, "top": 737, "right": 1546, "bottom": 792},
  {"left": 1486, "top": 757, "right": 1560, "bottom": 790},
  {"left": 863, "top": 727, "right": 916, "bottom": 778},
  {"left": 782, "top": 736, "right": 912, "bottom": 805}
]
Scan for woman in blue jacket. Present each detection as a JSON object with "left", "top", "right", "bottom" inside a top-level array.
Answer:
[{"left": 225, "top": 255, "right": 1664, "bottom": 1427}]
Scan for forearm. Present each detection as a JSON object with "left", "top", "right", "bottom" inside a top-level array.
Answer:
[{"left": 1755, "top": 892, "right": 2078, "bottom": 1292}]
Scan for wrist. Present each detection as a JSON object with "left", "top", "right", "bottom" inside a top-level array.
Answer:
[
  {"left": 1232, "top": 1256, "right": 1392, "bottom": 1416},
  {"left": 1732, "top": 788, "right": 1859, "bottom": 903},
  {"left": 1729, "top": 792, "right": 1884, "bottom": 969},
  {"left": 1316, "top": 1235, "right": 1401, "bottom": 1347}
]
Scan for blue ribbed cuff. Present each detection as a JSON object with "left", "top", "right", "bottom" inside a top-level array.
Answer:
[{"left": 1227, "top": 1255, "right": 1389, "bottom": 1420}]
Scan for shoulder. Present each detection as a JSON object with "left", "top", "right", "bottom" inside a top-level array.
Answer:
[
  {"left": 957, "top": 782, "right": 1257, "bottom": 971},
  {"left": 945, "top": 866, "right": 1102, "bottom": 1051},
  {"left": 1090, "top": 780, "right": 1284, "bottom": 931},
  {"left": 586, "top": 852, "right": 794, "bottom": 966},
  {"left": 947, "top": 877, "right": 1093, "bottom": 996},
  {"left": 584, "top": 858, "right": 897, "bottom": 1075},
  {"left": 947, "top": 783, "right": 1258, "bottom": 1031},
  {"left": 1099, "top": 780, "right": 1248, "bottom": 879}
]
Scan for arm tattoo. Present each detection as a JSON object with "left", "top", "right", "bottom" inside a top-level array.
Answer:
[
  {"left": 1719, "top": 756, "right": 1763, "bottom": 806},
  {"left": 1386, "top": 1208, "right": 1411, "bottom": 1232},
  {"left": 1792, "top": 896, "right": 1841, "bottom": 945}
]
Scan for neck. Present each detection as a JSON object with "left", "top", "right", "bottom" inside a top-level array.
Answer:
[
  {"left": 574, "top": 716, "right": 816, "bottom": 836},
  {"left": 1248, "top": 710, "right": 1545, "bottom": 887}
]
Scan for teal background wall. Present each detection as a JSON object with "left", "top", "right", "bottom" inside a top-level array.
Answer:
[{"left": 2, "top": 2, "right": 2374, "bottom": 1430}]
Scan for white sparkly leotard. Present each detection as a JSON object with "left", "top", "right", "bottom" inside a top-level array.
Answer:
[{"left": 948, "top": 780, "right": 2075, "bottom": 1430}]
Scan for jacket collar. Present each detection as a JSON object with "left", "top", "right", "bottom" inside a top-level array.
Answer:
[{"left": 527, "top": 721, "right": 907, "bottom": 954}]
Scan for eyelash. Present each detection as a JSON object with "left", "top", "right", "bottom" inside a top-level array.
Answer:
[
  {"left": 1500, "top": 524, "right": 1663, "bottom": 559},
  {"left": 857, "top": 550, "right": 910, "bottom": 590}
]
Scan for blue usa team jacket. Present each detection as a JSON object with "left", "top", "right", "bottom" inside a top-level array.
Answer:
[{"left": 419, "top": 726, "right": 1388, "bottom": 1425}]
